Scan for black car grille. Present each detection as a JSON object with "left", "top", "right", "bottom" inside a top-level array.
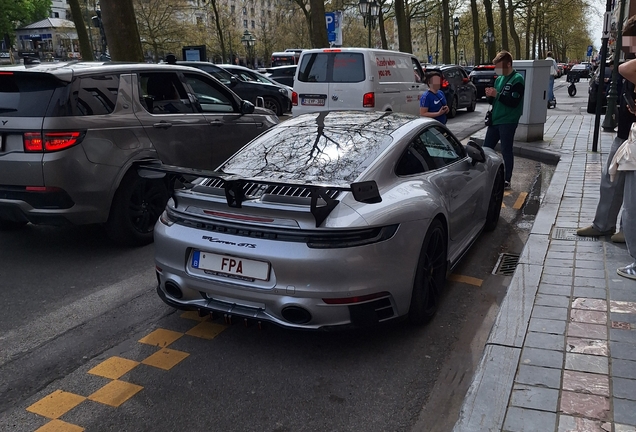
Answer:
[{"left": 205, "top": 178, "right": 340, "bottom": 200}]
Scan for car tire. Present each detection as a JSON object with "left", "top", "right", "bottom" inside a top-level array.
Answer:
[
  {"left": 0, "top": 218, "right": 28, "bottom": 231},
  {"left": 568, "top": 85, "right": 577, "bottom": 97},
  {"left": 484, "top": 167, "right": 505, "bottom": 232},
  {"left": 467, "top": 94, "right": 477, "bottom": 112},
  {"left": 105, "top": 170, "right": 169, "bottom": 246},
  {"left": 587, "top": 97, "right": 596, "bottom": 114},
  {"left": 408, "top": 219, "right": 448, "bottom": 325},
  {"left": 447, "top": 96, "right": 458, "bottom": 118},
  {"left": 263, "top": 97, "right": 282, "bottom": 116}
]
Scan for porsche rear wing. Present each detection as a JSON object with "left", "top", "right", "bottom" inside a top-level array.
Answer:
[{"left": 138, "top": 163, "right": 381, "bottom": 227}]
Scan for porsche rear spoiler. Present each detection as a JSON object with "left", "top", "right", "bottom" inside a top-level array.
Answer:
[{"left": 138, "top": 163, "right": 381, "bottom": 227}]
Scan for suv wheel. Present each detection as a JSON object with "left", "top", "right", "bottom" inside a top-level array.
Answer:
[
  {"left": 263, "top": 97, "right": 282, "bottom": 116},
  {"left": 467, "top": 94, "right": 477, "bottom": 112},
  {"left": 448, "top": 96, "right": 458, "bottom": 118},
  {"left": 105, "top": 171, "right": 169, "bottom": 246}
]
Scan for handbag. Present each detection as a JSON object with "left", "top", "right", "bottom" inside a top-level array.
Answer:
[
  {"left": 485, "top": 108, "right": 493, "bottom": 126},
  {"left": 609, "top": 123, "right": 636, "bottom": 181}
]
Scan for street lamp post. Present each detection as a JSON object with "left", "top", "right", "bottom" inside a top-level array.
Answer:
[
  {"left": 602, "top": 0, "right": 626, "bottom": 131},
  {"left": 358, "top": 0, "right": 380, "bottom": 48},
  {"left": 453, "top": 17, "right": 459, "bottom": 65},
  {"left": 482, "top": 28, "right": 494, "bottom": 63},
  {"left": 240, "top": 29, "right": 256, "bottom": 68},
  {"left": 434, "top": 51, "right": 439, "bottom": 64}
]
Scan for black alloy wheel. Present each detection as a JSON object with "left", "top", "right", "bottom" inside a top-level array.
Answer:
[
  {"left": 448, "top": 96, "right": 458, "bottom": 118},
  {"left": 408, "top": 220, "right": 448, "bottom": 324},
  {"left": 484, "top": 167, "right": 505, "bottom": 232},
  {"left": 467, "top": 94, "right": 477, "bottom": 112},
  {"left": 263, "top": 97, "right": 282, "bottom": 116}
]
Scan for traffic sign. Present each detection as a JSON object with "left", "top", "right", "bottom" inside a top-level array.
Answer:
[
  {"left": 587, "top": 45, "right": 593, "bottom": 56},
  {"left": 602, "top": 11, "right": 611, "bottom": 39}
]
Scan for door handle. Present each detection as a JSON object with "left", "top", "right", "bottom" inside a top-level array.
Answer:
[
  {"left": 210, "top": 121, "right": 224, "bottom": 127},
  {"left": 153, "top": 121, "right": 172, "bottom": 129}
]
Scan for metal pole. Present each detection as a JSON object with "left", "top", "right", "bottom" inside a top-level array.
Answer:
[
  {"left": 368, "top": 12, "right": 372, "bottom": 48},
  {"left": 592, "top": 0, "right": 614, "bottom": 152},
  {"left": 603, "top": 0, "right": 625, "bottom": 131}
]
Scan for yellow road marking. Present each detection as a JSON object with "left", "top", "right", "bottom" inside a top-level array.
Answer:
[
  {"left": 88, "top": 357, "right": 139, "bottom": 380},
  {"left": 501, "top": 202, "right": 506, "bottom": 208},
  {"left": 88, "top": 380, "right": 143, "bottom": 407},
  {"left": 36, "top": 419, "right": 84, "bottom": 432},
  {"left": 26, "top": 390, "right": 86, "bottom": 419},
  {"left": 504, "top": 190, "right": 513, "bottom": 197},
  {"left": 185, "top": 321, "right": 227, "bottom": 340},
  {"left": 448, "top": 274, "right": 483, "bottom": 287},
  {"left": 180, "top": 311, "right": 211, "bottom": 322},
  {"left": 138, "top": 328, "right": 183, "bottom": 348},
  {"left": 142, "top": 348, "right": 190, "bottom": 370},
  {"left": 513, "top": 192, "right": 528, "bottom": 210}
]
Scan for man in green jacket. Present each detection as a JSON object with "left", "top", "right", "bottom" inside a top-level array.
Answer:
[{"left": 483, "top": 50, "right": 525, "bottom": 189}]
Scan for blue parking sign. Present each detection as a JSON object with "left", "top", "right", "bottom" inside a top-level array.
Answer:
[
  {"left": 587, "top": 45, "right": 593, "bottom": 56},
  {"left": 326, "top": 12, "right": 336, "bottom": 42},
  {"left": 428, "top": 55, "right": 433, "bottom": 64}
]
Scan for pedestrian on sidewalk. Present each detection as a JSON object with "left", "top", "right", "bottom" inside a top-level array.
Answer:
[
  {"left": 483, "top": 50, "right": 525, "bottom": 190},
  {"left": 419, "top": 70, "right": 449, "bottom": 124},
  {"left": 546, "top": 51, "right": 558, "bottom": 107},
  {"left": 610, "top": 16, "right": 636, "bottom": 279}
]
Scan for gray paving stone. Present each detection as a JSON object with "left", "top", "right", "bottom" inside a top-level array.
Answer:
[
  {"left": 528, "top": 318, "right": 566, "bottom": 335},
  {"left": 612, "top": 312, "right": 636, "bottom": 324},
  {"left": 532, "top": 305, "right": 568, "bottom": 321},
  {"left": 574, "top": 268, "right": 607, "bottom": 279},
  {"left": 519, "top": 347, "right": 564, "bottom": 369},
  {"left": 613, "top": 358, "right": 636, "bottom": 380},
  {"left": 575, "top": 259, "right": 606, "bottom": 270},
  {"left": 610, "top": 288, "right": 636, "bottom": 303},
  {"left": 546, "top": 251, "right": 575, "bottom": 261},
  {"left": 510, "top": 384, "right": 559, "bottom": 412},
  {"left": 515, "top": 364, "right": 562, "bottom": 389},
  {"left": 574, "top": 276, "right": 606, "bottom": 288},
  {"left": 565, "top": 353, "right": 609, "bottom": 374},
  {"left": 543, "top": 266, "right": 574, "bottom": 276},
  {"left": 573, "top": 286, "right": 607, "bottom": 299},
  {"left": 538, "top": 284, "right": 571, "bottom": 297},
  {"left": 525, "top": 331, "right": 566, "bottom": 351},
  {"left": 614, "top": 398, "right": 636, "bottom": 426},
  {"left": 502, "top": 406, "right": 557, "bottom": 432},
  {"left": 541, "top": 274, "right": 574, "bottom": 286},
  {"left": 535, "top": 294, "right": 571, "bottom": 308},
  {"left": 613, "top": 377, "right": 636, "bottom": 400},
  {"left": 611, "top": 341, "right": 636, "bottom": 361},
  {"left": 610, "top": 329, "right": 636, "bottom": 343}
]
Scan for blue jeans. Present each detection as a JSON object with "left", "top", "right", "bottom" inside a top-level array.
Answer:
[
  {"left": 483, "top": 123, "right": 518, "bottom": 183},
  {"left": 548, "top": 75, "right": 555, "bottom": 102}
]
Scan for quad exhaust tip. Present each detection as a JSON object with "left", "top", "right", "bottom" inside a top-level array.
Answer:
[
  {"left": 164, "top": 281, "right": 183, "bottom": 299},
  {"left": 281, "top": 306, "right": 312, "bottom": 324}
]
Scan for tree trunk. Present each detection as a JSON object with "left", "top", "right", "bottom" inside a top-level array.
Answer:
[
  {"left": 379, "top": 10, "right": 388, "bottom": 49},
  {"left": 208, "top": 0, "right": 225, "bottom": 62},
  {"left": 308, "top": 0, "right": 328, "bottom": 48},
  {"left": 507, "top": 0, "right": 521, "bottom": 59},
  {"left": 395, "top": 0, "right": 412, "bottom": 53},
  {"left": 531, "top": 2, "right": 539, "bottom": 59},
  {"left": 100, "top": 0, "right": 144, "bottom": 61},
  {"left": 441, "top": 0, "right": 451, "bottom": 63},
  {"left": 470, "top": 0, "right": 481, "bottom": 64},
  {"left": 483, "top": 0, "right": 496, "bottom": 61},
  {"left": 524, "top": 2, "right": 532, "bottom": 59},
  {"left": 497, "top": 0, "right": 508, "bottom": 51},
  {"left": 68, "top": 0, "right": 93, "bottom": 61}
]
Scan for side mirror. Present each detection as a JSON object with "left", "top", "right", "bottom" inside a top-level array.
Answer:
[
  {"left": 229, "top": 76, "right": 238, "bottom": 87},
  {"left": 241, "top": 100, "right": 255, "bottom": 114},
  {"left": 465, "top": 140, "right": 486, "bottom": 165}
]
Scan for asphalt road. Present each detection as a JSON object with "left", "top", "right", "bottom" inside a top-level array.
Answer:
[{"left": 0, "top": 78, "right": 582, "bottom": 431}]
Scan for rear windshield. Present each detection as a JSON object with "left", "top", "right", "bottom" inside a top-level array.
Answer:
[
  {"left": 220, "top": 117, "right": 392, "bottom": 185},
  {"left": 298, "top": 53, "right": 365, "bottom": 83},
  {"left": 0, "top": 72, "right": 66, "bottom": 117}
]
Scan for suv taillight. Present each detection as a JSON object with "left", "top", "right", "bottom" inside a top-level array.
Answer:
[
  {"left": 292, "top": 91, "right": 298, "bottom": 106},
  {"left": 363, "top": 92, "right": 375, "bottom": 108},
  {"left": 23, "top": 132, "right": 82, "bottom": 152},
  {"left": 441, "top": 79, "right": 449, "bottom": 89}
]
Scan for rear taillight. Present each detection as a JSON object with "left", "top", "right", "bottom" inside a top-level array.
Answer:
[
  {"left": 363, "top": 92, "right": 375, "bottom": 108},
  {"left": 23, "top": 131, "right": 82, "bottom": 152},
  {"left": 441, "top": 79, "right": 449, "bottom": 89},
  {"left": 292, "top": 91, "right": 298, "bottom": 106}
]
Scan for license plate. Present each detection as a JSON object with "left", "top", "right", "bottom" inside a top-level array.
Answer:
[
  {"left": 479, "top": 79, "right": 491, "bottom": 82},
  {"left": 301, "top": 98, "right": 326, "bottom": 106},
  {"left": 191, "top": 251, "right": 270, "bottom": 281}
]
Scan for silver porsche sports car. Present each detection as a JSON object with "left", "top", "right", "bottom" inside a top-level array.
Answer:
[{"left": 147, "top": 111, "right": 504, "bottom": 330}]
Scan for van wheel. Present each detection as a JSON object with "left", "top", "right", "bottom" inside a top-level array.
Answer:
[
  {"left": 0, "top": 218, "right": 28, "bottom": 231},
  {"left": 467, "top": 94, "right": 477, "bottom": 112},
  {"left": 408, "top": 220, "right": 448, "bottom": 325},
  {"left": 105, "top": 171, "right": 168, "bottom": 246},
  {"left": 263, "top": 97, "right": 282, "bottom": 116},
  {"left": 448, "top": 96, "right": 458, "bottom": 118}
]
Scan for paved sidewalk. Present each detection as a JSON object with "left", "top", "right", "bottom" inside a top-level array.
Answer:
[{"left": 454, "top": 114, "right": 636, "bottom": 432}]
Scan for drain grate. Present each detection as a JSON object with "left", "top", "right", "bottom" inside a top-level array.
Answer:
[
  {"left": 551, "top": 227, "right": 599, "bottom": 242},
  {"left": 493, "top": 253, "right": 520, "bottom": 276}
]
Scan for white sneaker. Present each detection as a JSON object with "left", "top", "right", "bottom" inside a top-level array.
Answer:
[{"left": 617, "top": 263, "right": 636, "bottom": 280}]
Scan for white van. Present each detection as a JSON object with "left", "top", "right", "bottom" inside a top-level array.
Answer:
[{"left": 291, "top": 48, "right": 426, "bottom": 116}]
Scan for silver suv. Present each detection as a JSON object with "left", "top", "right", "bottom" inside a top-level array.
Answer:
[{"left": 0, "top": 62, "right": 278, "bottom": 245}]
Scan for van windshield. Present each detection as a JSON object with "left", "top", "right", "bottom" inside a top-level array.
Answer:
[
  {"left": 297, "top": 53, "right": 365, "bottom": 83},
  {"left": 0, "top": 72, "right": 64, "bottom": 117}
]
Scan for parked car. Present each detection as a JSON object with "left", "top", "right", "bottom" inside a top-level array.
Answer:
[
  {"left": 423, "top": 64, "right": 477, "bottom": 118},
  {"left": 556, "top": 64, "right": 564, "bottom": 78},
  {"left": 265, "top": 65, "right": 297, "bottom": 88},
  {"left": 177, "top": 61, "right": 290, "bottom": 116},
  {"left": 469, "top": 65, "right": 497, "bottom": 99},
  {"left": 147, "top": 110, "right": 505, "bottom": 329},
  {"left": 215, "top": 64, "right": 292, "bottom": 109},
  {"left": 292, "top": 48, "right": 425, "bottom": 116},
  {"left": 463, "top": 65, "right": 475, "bottom": 74},
  {"left": 587, "top": 64, "right": 616, "bottom": 114},
  {"left": 0, "top": 62, "right": 278, "bottom": 245}
]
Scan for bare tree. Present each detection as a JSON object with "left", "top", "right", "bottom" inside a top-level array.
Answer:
[
  {"left": 67, "top": 0, "right": 93, "bottom": 60},
  {"left": 100, "top": 0, "right": 144, "bottom": 61}
]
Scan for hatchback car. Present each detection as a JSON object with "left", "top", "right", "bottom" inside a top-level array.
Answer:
[
  {"left": 216, "top": 64, "right": 292, "bottom": 108},
  {"left": 147, "top": 111, "right": 505, "bottom": 330},
  {"left": 265, "top": 65, "right": 297, "bottom": 88},
  {"left": 0, "top": 62, "right": 278, "bottom": 245},
  {"left": 423, "top": 65, "right": 477, "bottom": 118},
  {"left": 469, "top": 65, "right": 497, "bottom": 99},
  {"left": 177, "top": 61, "right": 290, "bottom": 116}
]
